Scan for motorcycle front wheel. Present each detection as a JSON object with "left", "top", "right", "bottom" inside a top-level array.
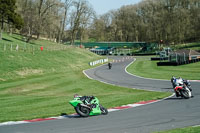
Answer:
[
  {"left": 100, "top": 104, "right": 108, "bottom": 115},
  {"left": 75, "top": 105, "right": 90, "bottom": 117},
  {"left": 181, "top": 89, "right": 190, "bottom": 99}
]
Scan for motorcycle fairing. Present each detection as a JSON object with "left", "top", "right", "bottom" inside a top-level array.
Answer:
[
  {"left": 69, "top": 97, "right": 83, "bottom": 107},
  {"left": 89, "top": 97, "right": 101, "bottom": 115},
  {"left": 175, "top": 86, "right": 183, "bottom": 91}
]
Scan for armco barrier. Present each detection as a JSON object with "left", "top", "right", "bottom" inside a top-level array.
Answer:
[{"left": 89, "top": 58, "right": 108, "bottom": 66}]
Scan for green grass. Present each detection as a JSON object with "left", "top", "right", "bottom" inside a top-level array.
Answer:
[
  {"left": 1, "top": 32, "right": 58, "bottom": 46},
  {"left": 127, "top": 56, "right": 200, "bottom": 80},
  {"left": 174, "top": 42, "right": 200, "bottom": 52},
  {"left": 0, "top": 33, "right": 171, "bottom": 122},
  {"left": 0, "top": 32, "right": 68, "bottom": 52},
  {"left": 155, "top": 126, "right": 200, "bottom": 133},
  {"left": 0, "top": 51, "right": 170, "bottom": 122},
  {"left": 0, "top": 48, "right": 100, "bottom": 81},
  {"left": 0, "top": 76, "right": 170, "bottom": 122}
]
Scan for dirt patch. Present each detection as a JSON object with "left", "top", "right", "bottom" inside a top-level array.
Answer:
[
  {"left": 0, "top": 78, "right": 6, "bottom": 81},
  {"left": 16, "top": 68, "right": 43, "bottom": 77}
]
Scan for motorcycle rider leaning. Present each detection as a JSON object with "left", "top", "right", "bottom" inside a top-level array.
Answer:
[
  {"left": 171, "top": 76, "right": 193, "bottom": 97},
  {"left": 74, "top": 94, "right": 95, "bottom": 105},
  {"left": 108, "top": 62, "right": 112, "bottom": 69}
]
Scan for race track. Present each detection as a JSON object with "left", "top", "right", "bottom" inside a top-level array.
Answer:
[{"left": 0, "top": 56, "right": 200, "bottom": 133}]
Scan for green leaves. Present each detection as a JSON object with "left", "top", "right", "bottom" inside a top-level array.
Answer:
[{"left": 0, "top": 0, "right": 23, "bottom": 35}]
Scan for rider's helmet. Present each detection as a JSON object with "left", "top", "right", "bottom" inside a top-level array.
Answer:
[
  {"left": 74, "top": 94, "right": 79, "bottom": 98},
  {"left": 171, "top": 76, "right": 176, "bottom": 83}
]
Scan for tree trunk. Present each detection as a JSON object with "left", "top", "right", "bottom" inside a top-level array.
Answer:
[
  {"left": 36, "top": 32, "right": 40, "bottom": 40},
  {"left": 0, "top": 20, "right": 4, "bottom": 40},
  {"left": 58, "top": 20, "right": 63, "bottom": 43},
  {"left": 70, "top": 31, "right": 75, "bottom": 45},
  {"left": 80, "top": 29, "right": 83, "bottom": 45},
  {"left": 26, "top": 26, "right": 33, "bottom": 43},
  {"left": 135, "top": 30, "right": 138, "bottom": 42},
  {"left": 36, "top": 0, "right": 43, "bottom": 40},
  {"left": 9, "top": 23, "right": 13, "bottom": 35},
  {"left": 71, "top": 29, "right": 78, "bottom": 45},
  {"left": 0, "top": 27, "right": 2, "bottom": 40},
  {"left": 60, "top": 8, "right": 68, "bottom": 43}
]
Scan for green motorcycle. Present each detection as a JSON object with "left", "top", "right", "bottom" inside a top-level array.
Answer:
[{"left": 69, "top": 96, "right": 108, "bottom": 117}]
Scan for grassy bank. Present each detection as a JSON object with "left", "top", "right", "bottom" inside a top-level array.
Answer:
[
  {"left": 0, "top": 33, "right": 171, "bottom": 122},
  {"left": 174, "top": 42, "right": 200, "bottom": 52},
  {"left": 155, "top": 126, "right": 200, "bottom": 133},
  {"left": 0, "top": 50, "right": 170, "bottom": 122},
  {"left": 127, "top": 56, "right": 200, "bottom": 80},
  {"left": 0, "top": 75, "right": 170, "bottom": 122}
]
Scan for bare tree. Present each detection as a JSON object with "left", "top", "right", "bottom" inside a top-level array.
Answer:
[
  {"left": 89, "top": 0, "right": 200, "bottom": 44},
  {"left": 36, "top": 0, "right": 60, "bottom": 39},
  {"left": 58, "top": 0, "right": 73, "bottom": 43},
  {"left": 79, "top": 4, "right": 95, "bottom": 44},
  {"left": 13, "top": 0, "right": 200, "bottom": 44},
  {"left": 69, "top": 0, "right": 93, "bottom": 45}
]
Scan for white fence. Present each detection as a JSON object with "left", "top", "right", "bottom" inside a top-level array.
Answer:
[
  {"left": 0, "top": 43, "right": 79, "bottom": 54},
  {"left": 89, "top": 58, "right": 108, "bottom": 66}
]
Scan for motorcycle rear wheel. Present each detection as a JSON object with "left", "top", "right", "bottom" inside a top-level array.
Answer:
[{"left": 75, "top": 105, "right": 90, "bottom": 117}]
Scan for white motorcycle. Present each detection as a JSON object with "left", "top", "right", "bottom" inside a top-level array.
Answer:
[{"left": 171, "top": 77, "right": 192, "bottom": 99}]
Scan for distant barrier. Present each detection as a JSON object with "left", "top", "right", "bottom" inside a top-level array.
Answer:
[
  {"left": 73, "top": 42, "right": 157, "bottom": 49},
  {"left": 0, "top": 43, "right": 79, "bottom": 54},
  {"left": 157, "top": 51, "right": 200, "bottom": 66},
  {"left": 89, "top": 58, "right": 108, "bottom": 66}
]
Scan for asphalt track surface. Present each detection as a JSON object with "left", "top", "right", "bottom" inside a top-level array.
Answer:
[{"left": 0, "top": 56, "right": 200, "bottom": 133}]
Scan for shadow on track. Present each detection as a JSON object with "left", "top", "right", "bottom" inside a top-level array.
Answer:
[
  {"left": 164, "top": 97, "right": 194, "bottom": 100},
  {"left": 161, "top": 87, "right": 173, "bottom": 90},
  {"left": 60, "top": 113, "right": 80, "bottom": 118}
]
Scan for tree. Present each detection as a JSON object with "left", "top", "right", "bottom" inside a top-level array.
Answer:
[
  {"left": 69, "top": 0, "right": 94, "bottom": 45},
  {"left": 57, "top": 0, "right": 73, "bottom": 43},
  {"left": 7, "top": 0, "right": 200, "bottom": 44},
  {"left": 35, "top": 0, "right": 60, "bottom": 40},
  {"left": 17, "top": 0, "right": 63, "bottom": 43},
  {"left": 89, "top": 0, "right": 200, "bottom": 44},
  {"left": 17, "top": 0, "right": 38, "bottom": 43},
  {"left": 90, "top": 18, "right": 106, "bottom": 41},
  {"left": 0, "top": 0, "right": 23, "bottom": 40},
  {"left": 78, "top": 3, "right": 94, "bottom": 44}
]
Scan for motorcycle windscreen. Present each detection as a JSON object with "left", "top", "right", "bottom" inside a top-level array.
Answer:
[{"left": 69, "top": 100, "right": 83, "bottom": 107}]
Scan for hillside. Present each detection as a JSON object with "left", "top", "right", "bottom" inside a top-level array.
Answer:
[
  {"left": 0, "top": 33, "right": 171, "bottom": 122},
  {"left": 0, "top": 33, "right": 101, "bottom": 81},
  {"left": 175, "top": 42, "right": 200, "bottom": 52}
]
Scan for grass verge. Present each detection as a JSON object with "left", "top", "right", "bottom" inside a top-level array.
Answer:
[
  {"left": 127, "top": 56, "right": 200, "bottom": 80},
  {"left": 0, "top": 74, "right": 171, "bottom": 122},
  {"left": 155, "top": 126, "right": 200, "bottom": 133}
]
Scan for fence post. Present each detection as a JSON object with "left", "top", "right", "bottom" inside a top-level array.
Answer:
[
  {"left": 16, "top": 44, "right": 19, "bottom": 51},
  {"left": 183, "top": 52, "right": 186, "bottom": 62},
  {"left": 24, "top": 43, "right": 26, "bottom": 52},
  {"left": 10, "top": 44, "right": 13, "bottom": 51},
  {"left": 32, "top": 45, "right": 34, "bottom": 54},
  {"left": 4, "top": 44, "right": 6, "bottom": 51}
]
